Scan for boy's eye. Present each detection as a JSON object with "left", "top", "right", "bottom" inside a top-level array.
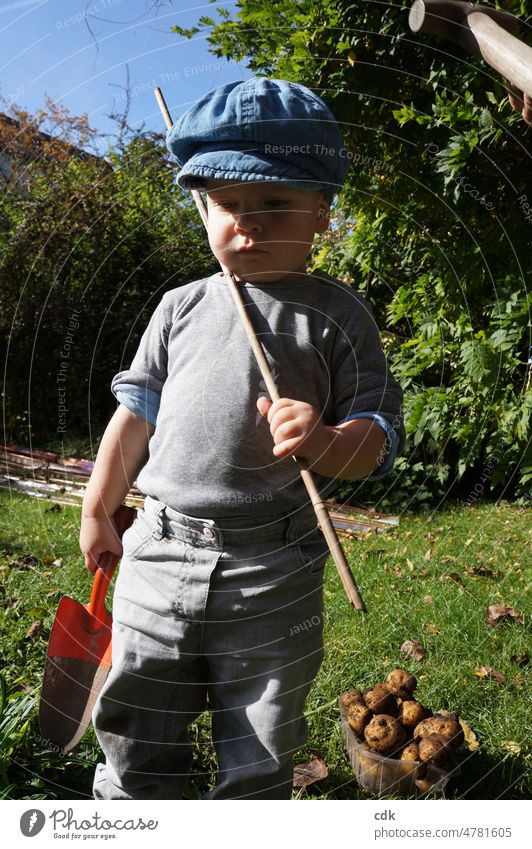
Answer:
[{"left": 212, "top": 198, "right": 291, "bottom": 210}]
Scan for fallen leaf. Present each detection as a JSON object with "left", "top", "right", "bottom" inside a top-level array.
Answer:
[
  {"left": 474, "top": 665, "right": 505, "bottom": 684},
  {"left": 423, "top": 623, "right": 441, "bottom": 635},
  {"left": 43, "top": 555, "right": 59, "bottom": 565},
  {"left": 25, "top": 620, "right": 43, "bottom": 640},
  {"left": 423, "top": 548, "right": 432, "bottom": 561},
  {"left": 14, "top": 555, "right": 38, "bottom": 570},
  {"left": 486, "top": 604, "right": 524, "bottom": 627},
  {"left": 423, "top": 595, "right": 433, "bottom": 605},
  {"left": 459, "top": 718, "right": 479, "bottom": 751},
  {"left": 510, "top": 653, "right": 529, "bottom": 667},
  {"left": 434, "top": 709, "right": 459, "bottom": 721},
  {"left": 401, "top": 639, "right": 424, "bottom": 661},
  {"left": 441, "top": 555, "right": 458, "bottom": 563},
  {"left": 347, "top": 50, "right": 356, "bottom": 67},
  {"left": 293, "top": 757, "right": 328, "bottom": 788},
  {"left": 500, "top": 740, "right": 521, "bottom": 755},
  {"left": 441, "top": 573, "right": 465, "bottom": 589},
  {"left": 465, "top": 566, "right": 497, "bottom": 579}
]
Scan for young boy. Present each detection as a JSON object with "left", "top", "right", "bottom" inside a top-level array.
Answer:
[{"left": 80, "top": 77, "right": 404, "bottom": 800}]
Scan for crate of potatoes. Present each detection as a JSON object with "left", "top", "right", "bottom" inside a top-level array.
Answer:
[{"left": 340, "top": 668, "right": 467, "bottom": 798}]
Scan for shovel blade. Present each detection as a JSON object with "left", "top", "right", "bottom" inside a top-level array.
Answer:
[
  {"left": 39, "top": 656, "right": 111, "bottom": 753},
  {"left": 39, "top": 595, "right": 113, "bottom": 752}
]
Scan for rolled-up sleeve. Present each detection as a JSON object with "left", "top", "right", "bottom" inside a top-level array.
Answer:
[
  {"left": 331, "top": 293, "right": 405, "bottom": 477},
  {"left": 114, "top": 383, "right": 161, "bottom": 426},
  {"left": 336, "top": 412, "right": 400, "bottom": 478},
  {"left": 111, "top": 294, "right": 171, "bottom": 425}
]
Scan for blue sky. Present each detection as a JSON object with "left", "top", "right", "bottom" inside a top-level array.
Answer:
[{"left": 1, "top": 0, "right": 253, "bottom": 151}]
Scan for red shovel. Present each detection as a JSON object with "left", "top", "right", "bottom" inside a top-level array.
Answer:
[{"left": 39, "top": 505, "right": 135, "bottom": 753}]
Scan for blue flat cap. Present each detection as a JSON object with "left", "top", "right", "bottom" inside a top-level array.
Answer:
[{"left": 166, "top": 77, "right": 349, "bottom": 203}]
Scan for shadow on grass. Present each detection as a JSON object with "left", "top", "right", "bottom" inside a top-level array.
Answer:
[{"left": 457, "top": 750, "right": 530, "bottom": 800}]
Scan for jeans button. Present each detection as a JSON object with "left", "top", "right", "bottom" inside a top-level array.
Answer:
[{"left": 203, "top": 526, "right": 215, "bottom": 539}]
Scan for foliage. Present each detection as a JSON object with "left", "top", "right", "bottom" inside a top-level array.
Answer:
[
  {"left": 0, "top": 99, "right": 215, "bottom": 444},
  {"left": 0, "top": 673, "right": 35, "bottom": 795},
  {"left": 174, "top": 0, "right": 532, "bottom": 504}
]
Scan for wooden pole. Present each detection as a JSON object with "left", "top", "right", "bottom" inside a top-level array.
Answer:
[
  {"left": 154, "top": 86, "right": 367, "bottom": 611},
  {"left": 409, "top": 0, "right": 532, "bottom": 98}
]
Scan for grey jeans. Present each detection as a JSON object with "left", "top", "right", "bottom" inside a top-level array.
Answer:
[{"left": 92, "top": 495, "right": 328, "bottom": 800}]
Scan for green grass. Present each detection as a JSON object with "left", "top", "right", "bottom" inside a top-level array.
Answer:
[{"left": 0, "top": 490, "right": 530, "bottom": 799}]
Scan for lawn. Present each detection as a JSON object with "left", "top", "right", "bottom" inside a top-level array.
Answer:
[{"left": 0, "top": 490, "right": 530, "bottom": 800}]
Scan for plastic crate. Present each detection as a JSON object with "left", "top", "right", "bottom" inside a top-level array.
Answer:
[{"left": 340, "top": 696, "right": 454, "bottom": 798}]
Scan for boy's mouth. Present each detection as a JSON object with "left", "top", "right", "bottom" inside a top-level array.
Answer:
[{"left": 236, "top": 245, "right": 266, "bottom": 253}]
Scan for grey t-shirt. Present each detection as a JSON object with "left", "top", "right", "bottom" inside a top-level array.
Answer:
[{"left": 112, "top": 269, "right": 404, "bottom": 518}]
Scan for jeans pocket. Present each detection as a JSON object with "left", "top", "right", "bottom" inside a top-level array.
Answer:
[
  {"left": 294, "top": 531, "right": 329, "bottom": 575},
  {"left": 122, "top": 508, "right": 157, "bottom": 559}
]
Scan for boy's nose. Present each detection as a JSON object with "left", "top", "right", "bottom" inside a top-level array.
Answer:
[{"left": 233, "top": 212, "right": 262, "bottom": 235}]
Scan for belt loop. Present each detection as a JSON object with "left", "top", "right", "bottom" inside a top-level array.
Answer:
[{"left": 154, "top": 503, "right": 166, "bottom": 540}]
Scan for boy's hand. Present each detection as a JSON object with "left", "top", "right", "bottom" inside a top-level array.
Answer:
[
  {"left": 256, "top": 396, "right": 331, "bottom": 462},
  {"left": 508, "top": 85, "right": 532, "bottom": 126},
  {"left": 79, "top": 514, "right": 123, "bottom": 574}
]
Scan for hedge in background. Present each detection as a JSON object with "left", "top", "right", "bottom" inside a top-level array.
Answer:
[{"left": 0, "top": 99, "right": 215, "bottom": 445}]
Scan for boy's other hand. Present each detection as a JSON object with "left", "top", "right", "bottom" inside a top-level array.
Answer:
[
  {"left": 256, "top": 396, "right": 331, "bottom": 462},
  {"left": 80, "top": 514, "right": 124, "bottom": 574},
  {"left": 508, "top": 85, "right": 532, "bottom": 126}
]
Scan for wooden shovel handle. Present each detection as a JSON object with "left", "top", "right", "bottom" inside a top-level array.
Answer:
[
  {"left": 409, "top": 1, "right": 532, "bottom": 98},
  {"left": 88, "top": 505, "right": 136, "bottom": 621}
]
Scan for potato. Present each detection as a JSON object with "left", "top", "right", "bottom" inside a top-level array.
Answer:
[
  {"left": 394, "top": 687, "right": 414, "bottom": 704},
  {"left": 399, "top": 742, "right": 427, "bottom": 779},
  {"left": 398, "top": 699, "right": 431, "bottom": 729},
  {"left": 434, "top": 709, "right": 459, "bottom": 721},
  {"left": 418, "top": 733, "right": 453, "bottom": 765},
  {"left": 356, "top": 741, "right": 381, "bottom": 784},
  {"left": 364, "top": 714, "right": 408, "bottom": 756},
  {"left": 385, "top": 668, "right": 417, "bottom": 695},
  {"left": 413, "top": 717, "right": 464, "bottom": 749},
  {"left": 346, "top": 702, "right": 372, "bottom": 737},
  {"left": 340, "top": 690, "right": 364, "bottom": 711},
  {"left": 363, "top": 685, "right": 397, "bottom": 716},
  {"left": 399, "top": 741, "right": 421, "bottom": 762}
]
